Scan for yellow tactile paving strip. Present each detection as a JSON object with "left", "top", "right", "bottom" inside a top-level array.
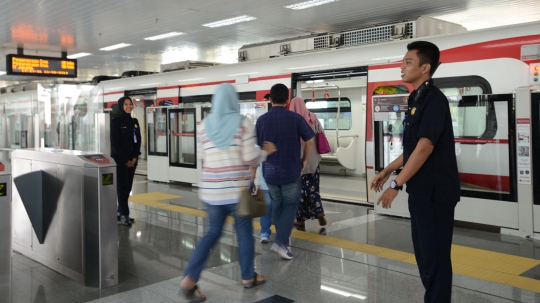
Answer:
[{"left": 129, "top": 192, "right": 540, "bottom": 293}]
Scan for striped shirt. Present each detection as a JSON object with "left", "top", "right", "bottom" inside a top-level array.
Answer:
[{"left": 198, "top": 118, "right": 266, "bottom": 205}]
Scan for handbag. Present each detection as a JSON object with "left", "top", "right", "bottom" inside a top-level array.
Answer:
[
  {"left": 317, "top": 131, "right": 331, "bottom": 154},
  {"left": 237, "top": 182, "right": 268, "bottom": 218}
]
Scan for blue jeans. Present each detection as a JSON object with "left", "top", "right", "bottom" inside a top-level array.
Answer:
[
  {"left": 260, "top": 190, "right": 273, "bottom": 235},
  {"left": 267, "top": 179, "right": 301, "bottom": 247},
  {"left": 183, "top": 203, "right": 254, "bottom": 281}
]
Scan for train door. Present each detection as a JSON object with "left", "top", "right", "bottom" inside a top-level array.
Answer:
[
  {"left": 168, "top": 108, "right": 197, "bottom": 184},
  {"left": 292, "top": 67, "right": 368, "bottom": 203},
  {"left": 146, "top": 106, "right": 170, "bottom": 182},
  {"left": 374, "top": 92, "right": 519, "bottom": 228}
]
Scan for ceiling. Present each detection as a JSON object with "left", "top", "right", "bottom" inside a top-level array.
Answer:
[{"left": 0, "top": 0, "right": 539, "bottom": 87}]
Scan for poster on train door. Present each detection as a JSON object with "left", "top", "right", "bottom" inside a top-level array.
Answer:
[{"left": 517, "top": 118, "right": 531, "bottom": 184}]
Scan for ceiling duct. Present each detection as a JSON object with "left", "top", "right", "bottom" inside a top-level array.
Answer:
[
  {"left": 238, "top": 16, "right": 466, "bottom": 62},
  {"left": 160, "top": 60, "right": 220, "bottom": 73}
]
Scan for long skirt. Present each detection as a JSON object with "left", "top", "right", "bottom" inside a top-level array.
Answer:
[{"left": 296, "top": 165, "right": 324, "bottom": 222}]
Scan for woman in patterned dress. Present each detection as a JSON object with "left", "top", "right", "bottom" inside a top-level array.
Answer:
[{"left": 289, "top": 97, "right": 327, "bottom": 227}]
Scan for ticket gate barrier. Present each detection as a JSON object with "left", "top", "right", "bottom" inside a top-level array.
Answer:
[
  {"left": 0, "top": 161, "right": 12, "bottom": 303},
  {"left": 12, "top": 149, "right": 118, "bottom": 288}
]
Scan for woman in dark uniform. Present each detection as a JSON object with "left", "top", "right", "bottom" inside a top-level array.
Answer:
[{"left": 111, "top": 96, "right": 141, "bottom": 226}]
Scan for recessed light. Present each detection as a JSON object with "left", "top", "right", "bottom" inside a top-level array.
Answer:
[
  {"left": 203, "top": 15, "right": 256, "bottom": 28},
  {"left": 0, "top": 71, "right": 6, "bottom": 75},
  {"left": 285, "top": 0, "right": 338, "bottom": 10},
  {"left": 67, "top": 53, "right": 92, "bottom": 59},
  {"left": 100, "top": 43, "right": 132, "bottom": 51},
  {"left": 144, "top": 32, "right": 185, "bottom": 41}
]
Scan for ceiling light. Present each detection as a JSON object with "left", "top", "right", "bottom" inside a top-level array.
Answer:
[
  {"left": 138, "top": 83, "right": 162, "bottom": 87},
  {"left": 0, "top": 71, "right": 6, "bottom": 75},
  {"left": 285, "top": 0, "right": 338, "bottom": 10},
  {"left": 67, "top": 53, "right": 92, "bottom": 59},
  {"left": 203, "top": 15, "right": 256, "bottom": 28},
  {"left": 144, "top": 32, "right": 185, "bottom": 41},
  {"left": 100, "top": 43, "right": 132, "bottom": 51}
]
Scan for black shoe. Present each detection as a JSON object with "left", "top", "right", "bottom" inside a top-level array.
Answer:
[
  {"left": 117, "top": 216, "right": 135, "bottom": 223},
  {"left": 120, "top": 215, "right": 132, "bottom": 226}
]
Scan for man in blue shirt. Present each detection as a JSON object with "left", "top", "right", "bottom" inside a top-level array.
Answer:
[{"left": 256, "top": 83, "right": 315, "bottom": 260}]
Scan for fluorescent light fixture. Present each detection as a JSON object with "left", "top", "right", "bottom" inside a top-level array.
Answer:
[
  {"left": 100, "top": 43, "right": 132, "bottom": 51},
  {"left": 227, "top": 72, "right": 260, "bottom": 77},
  {"left": 144, "top": 32, "right": 184, "bottom": 40},
  {"left": 67, "top": 52, "right": 92, "bottom": 59},
  {"left": 285, "top": 0, "right": 338, "bottom": 10},
  {"left": 0, "top": 71, "right": 6, "bottom": 75},
  {"left": 203, "top": 15, "right": 256, "bottom": 28},
  {"left": 178, "top": 78, "right": 206, "bottom": 82}
]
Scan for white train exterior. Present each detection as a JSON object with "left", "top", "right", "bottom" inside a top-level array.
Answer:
[{"left": 92, "top": 21, "right": 540, "bottom": 232}]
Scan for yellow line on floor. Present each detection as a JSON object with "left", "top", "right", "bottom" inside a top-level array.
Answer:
[{"left": 129, "top": 192, "right": 540, "bottom": 293}]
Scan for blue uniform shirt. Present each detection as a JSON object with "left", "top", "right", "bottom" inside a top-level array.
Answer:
[{"left": 256, "top": 106, "right": 315, "bottom": 185}]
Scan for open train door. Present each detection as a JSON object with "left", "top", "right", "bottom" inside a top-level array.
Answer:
[
  {"left": 373, "top": 92, "right": 525, "bottom": 231},
  {"left": 527, "top": 90, "right": 540, "bottom": 237}
]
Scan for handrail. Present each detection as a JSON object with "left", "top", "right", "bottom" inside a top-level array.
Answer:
[
  {"left": 337, "top": 135, "right": 359, "bottom": 139},
  {"left": 301, "top": 83, "right": 341, "bottom": 147}
]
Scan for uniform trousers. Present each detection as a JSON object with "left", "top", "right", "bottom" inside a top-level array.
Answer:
[
  {"left": 408, "top": 193, "right": 457, "bottom": 303},
  {"left": 116, "top": 163, "right": 137, "bottom": 217}
]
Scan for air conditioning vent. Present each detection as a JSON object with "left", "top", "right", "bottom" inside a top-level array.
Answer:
[{"left": 238, "top": 16, "right": 466, "bottom": 62}]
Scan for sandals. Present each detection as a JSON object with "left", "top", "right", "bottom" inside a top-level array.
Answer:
[
  {"left": 181, "top": 284, "right": 206, "bottom": 302},
  {"left": 243, "top": 272, "right": 266, "bottom": 289}
]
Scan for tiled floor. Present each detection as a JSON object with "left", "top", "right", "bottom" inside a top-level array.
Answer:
[{"left": 8, "top": 176, "right": 540, "bottom": 302}]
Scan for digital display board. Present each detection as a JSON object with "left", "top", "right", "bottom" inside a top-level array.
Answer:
[{"left": 6, "top": 54, "right": 77, "bottom": 78}]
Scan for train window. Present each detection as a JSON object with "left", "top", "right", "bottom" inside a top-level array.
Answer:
[{"left": 305, "top": 98, "right": 352, "bottom": 130}]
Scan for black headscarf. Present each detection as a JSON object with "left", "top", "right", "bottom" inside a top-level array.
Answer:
[{"left": 117, "top": 96, "right": 133, "bottom": 121}]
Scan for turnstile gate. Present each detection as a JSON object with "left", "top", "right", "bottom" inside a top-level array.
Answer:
[
  {"left": 0, "top": 161, "right": 12, "bottom": 303},
  {"left": 11, "top": 148, "right": 118, "bottom": 288}
]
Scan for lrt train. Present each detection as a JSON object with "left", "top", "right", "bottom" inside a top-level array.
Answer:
[{"left": 20, "top": 21, "right": 540, "bottom": 231}]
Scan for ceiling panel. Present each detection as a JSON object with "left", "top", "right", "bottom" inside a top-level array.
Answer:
[{"left": 0, "top": 0, "right": 539, "bottom": 86}]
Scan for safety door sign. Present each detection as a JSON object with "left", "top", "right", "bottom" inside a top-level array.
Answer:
[{"left": 517, "top": 118, "right": 531, "bottom": 184}]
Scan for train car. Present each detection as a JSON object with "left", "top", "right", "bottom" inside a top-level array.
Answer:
[{"left": 97, "top": 21, "right": 540, "bottom": 230}]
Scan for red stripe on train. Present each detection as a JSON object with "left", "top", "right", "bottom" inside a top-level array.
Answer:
[
  {"left": 459, "top": 173, "right": 510, "bottom": 192},
  {"left": 455, "top": 138, "right": 509, "bottom": 144}
]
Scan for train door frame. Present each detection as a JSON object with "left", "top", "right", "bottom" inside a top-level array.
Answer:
[
  {"left": 523, "top": 90, "right": 540, "bottom": 237},
  {"left": 146, "top": 106, "right": 171, "bottom": 182},
  {"left": 291, "top": 66, "right": 369, "bottom": 201},
  {"left": 372, "top": 76, "right": 524, "bottom": 229}
]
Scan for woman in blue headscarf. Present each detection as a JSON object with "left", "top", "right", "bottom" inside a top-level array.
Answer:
[{"left": 180, "top": 84, "right": 276, "bottom": 302}]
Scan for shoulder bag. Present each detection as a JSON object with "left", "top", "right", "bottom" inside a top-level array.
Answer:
[
  {"left": 236, "top": 181, "right": 268, "bottom": 218},
  {"left": 317, "top": 131, "right": 331, "bottom": 154}
]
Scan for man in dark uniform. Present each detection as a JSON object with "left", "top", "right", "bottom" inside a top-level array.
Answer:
[{"left": 371, "top": 41, "right": 460, "bottom": 303}]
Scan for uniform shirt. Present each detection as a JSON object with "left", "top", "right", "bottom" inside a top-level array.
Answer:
[
  {"left": 111, "top": 116, "right": 142, "bottom": 165},
  {"left": 403, "top": 78, "right": 460, "bottom": 203},
  {"left": 256, "top": 106, "right": 315, "bottom": 185},
  {"left": 198, "top": 118, "right": 267, "bottom": 205}
]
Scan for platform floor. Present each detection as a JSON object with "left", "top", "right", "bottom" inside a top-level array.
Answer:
[{"left": 10, "top": 175, "right": 540, "bottom": 303}]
